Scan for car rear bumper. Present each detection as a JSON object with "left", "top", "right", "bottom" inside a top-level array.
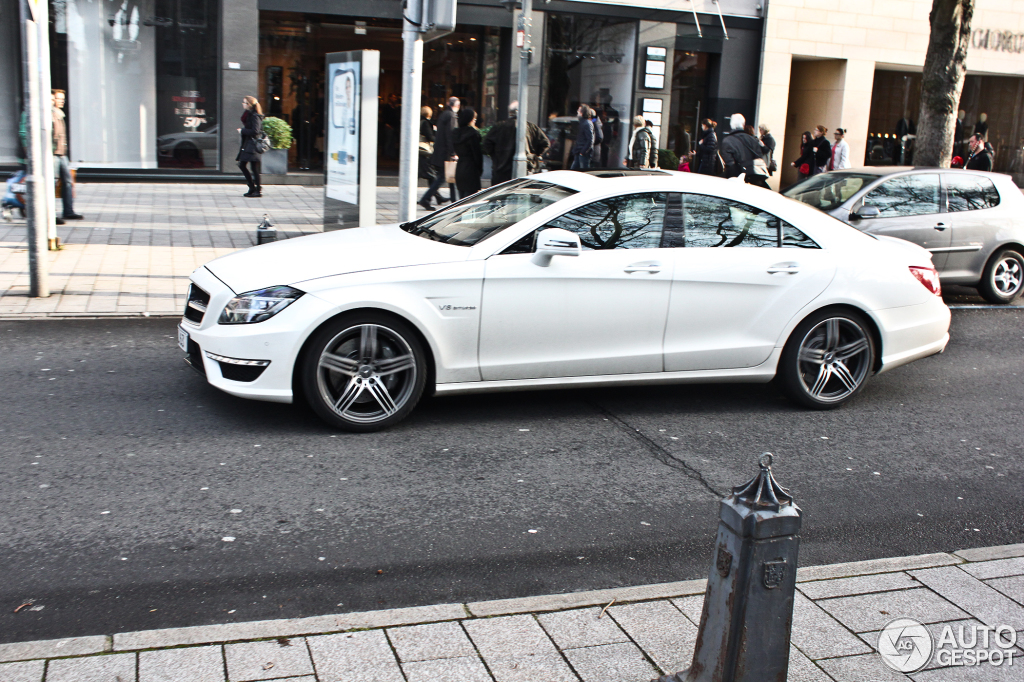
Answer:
[{"left": 874, "top": 296, "right": 951, "bottom": 374}]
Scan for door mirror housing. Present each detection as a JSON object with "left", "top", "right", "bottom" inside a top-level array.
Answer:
[
  {"left": 852, "top": 204, "right": 880, "bottom": 220},
  {"left": 531, "top": 227, "right": 582, "bottom": 266}
]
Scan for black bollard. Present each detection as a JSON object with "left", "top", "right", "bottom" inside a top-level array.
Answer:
[{"left": 657, "top": 453, "right": 802, "bottom": 682}]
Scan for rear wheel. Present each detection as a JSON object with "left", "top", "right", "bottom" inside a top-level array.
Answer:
[
  {"left": 779, "top": 310, "right": 876, "bottom": 409},
  {"left": 301, "top": 313, "right": 427, "bottom": 432},
  {"left": 978, "top": 249, "right": 1024, "bottom": 304}
]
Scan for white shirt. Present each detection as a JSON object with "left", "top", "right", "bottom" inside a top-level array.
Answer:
[{"left": 831, "top": 139, "right": 850, "bottom": 170}]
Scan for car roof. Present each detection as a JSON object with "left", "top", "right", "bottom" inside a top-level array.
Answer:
[{"left": 830, "top": 166, "right": 1011, "bottom": 179}]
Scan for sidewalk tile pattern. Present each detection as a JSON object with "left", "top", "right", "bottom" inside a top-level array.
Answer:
[{"left": 9, "top": 547, "right": 1024, "bottom": 681}]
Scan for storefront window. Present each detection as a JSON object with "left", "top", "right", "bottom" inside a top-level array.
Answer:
[
  {"left": 542, "top": 14, "right": 637, "bottom": 169},
  {"left": 668, "top": 50, "right": 709, "bottom": 158}
]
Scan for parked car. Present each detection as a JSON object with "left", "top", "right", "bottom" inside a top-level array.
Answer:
[
  {"left": 179, "top": 170, "right": 949, "bottom": 431},
  {"left": 783, "top": 167, "right": 1024, "bottom": 304}
]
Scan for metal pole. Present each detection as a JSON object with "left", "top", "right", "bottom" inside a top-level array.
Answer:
[
  {"left": 398, "top": 16, "right": 424, "bottom": 222},
  {"left": 20, "top": 0, "right": 49, "bottom": 297},
  {"left": 36, "top": 5, "right": 58, "bottom": 246},
  {"left": 512, "top": 0, "right": 532, "bottom": 178}
]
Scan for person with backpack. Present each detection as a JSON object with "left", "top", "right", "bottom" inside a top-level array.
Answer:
[
  {"left": 237, "top": 96, "right": 266, "bottom": 197},
  {"left": 719, "top": 113, "right": 770, "bottom": 189}
]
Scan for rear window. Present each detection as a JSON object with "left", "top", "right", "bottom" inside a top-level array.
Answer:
[
  {"left": 783, "top": 173, "right": 876, "bottom": 212},
  {"left": 945, "top": 174, "right": 1000, "bottom": 212}
]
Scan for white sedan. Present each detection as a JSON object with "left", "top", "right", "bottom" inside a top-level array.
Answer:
[{"left": 178, "top": 170, "right": 951, "bottom": 431}]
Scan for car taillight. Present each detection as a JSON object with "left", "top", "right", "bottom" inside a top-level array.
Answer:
[{"left": 909, "top": 266, "right": 942, "bottom": 296}]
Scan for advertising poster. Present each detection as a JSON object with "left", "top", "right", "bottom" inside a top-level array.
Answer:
[
  {"left": 326, "top": 61, "right": 360, "bottom": 204},
  {"left": 324, "top": 50, "right": 377, "bottom": 230}
]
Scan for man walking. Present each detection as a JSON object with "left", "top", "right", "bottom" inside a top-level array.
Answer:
[
  {"left": 965, "top": 134, "right": 994, "bottom": 171},
  {"left": 52, "top": 90, "right": 82, "bottom": 222},
  {"left": 629, "top": 116, "right": 658, "bottom": 169},
  {"left": 719, "top": 113, "right": 769, "bottom": 189},
  {"left": 829, "top": 128, "right": 850, "bottom": 170},
  {"left": 420, "top": 97, "right": 459, "bottom": 210},
  {"left": 482, "top": 101, "right": 550, "bottom": 185}
]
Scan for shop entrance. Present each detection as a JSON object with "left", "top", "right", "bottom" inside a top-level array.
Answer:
[{"left": 259, "top": 12, "right": 501, "bottom": 174}]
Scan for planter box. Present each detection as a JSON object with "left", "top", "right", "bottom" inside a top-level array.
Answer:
[{"left": 261, "top": 148, "right": 288, "bottom": 175}]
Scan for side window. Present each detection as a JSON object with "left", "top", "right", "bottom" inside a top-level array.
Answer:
[
  {"left": 863, "top": 174, "right": 940, "bottom": 217},
  {"left": 683, "top": 194, "right": 788, "bottom": 248},
  {"left": 544, "top": 193, "right": 667, "bottom": 250},
  {"left": 945, "top": 174, "right": 1000, "bottom": 212},
  {"left": 781, "top": 223, "right": 819, "bottom": 249}
]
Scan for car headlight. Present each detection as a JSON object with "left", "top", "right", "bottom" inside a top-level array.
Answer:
[{"left": 218, "top": 286, "right": 304, "bottom": 324}]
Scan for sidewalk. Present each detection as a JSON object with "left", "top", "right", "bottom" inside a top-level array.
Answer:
[
  {"left": 1, "top": 544, "right": 1021, "bottom": 682},
  {"left": 0, "top": 183, "right": 433, "bottom": 318}
]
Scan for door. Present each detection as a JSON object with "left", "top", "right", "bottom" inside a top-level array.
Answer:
[
  {"left": 479, "top": 193, "right": 673, "bottom": 380},
  {"left": 858, "top": 173, "right": 951, "bottom": 270},
  {"left": 664, "top": 194, "right": 837, "bottom": 371},
  {"left": 939, "top": 172, "right": 1001, "bottom": 281}
]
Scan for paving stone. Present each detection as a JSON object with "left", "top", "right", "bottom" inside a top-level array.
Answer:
[
  {"left": 224, "top": 638, "right": 313, "bottom": 681},
  {"left": 954, "top": 544, "right": 1024, "bottom": 563},
  {"left": 912, "top": 661, "right": 1023, "bottom": 681},
  {"left": 816, "top": 653, "right": 912, "bottom": 681},
  {"left": 464, "top": 615, "right": 576, "bottom": 682},
  {"left": 46, "top": 653, "right": 137, "bottom": 682},
  {"left": 0, "top": 635, "right": 110, "bottom": 663},
  {"left": 858, "top": 619, "right": 984, "bottom": 670},
  {"left": 388, "top": 621, "right": 476, "bottom": 662},
  {"left": 607, "top": 600, "right": 697, "bottom": 673},
  {"left": 985, "top": 575, "right": 1024, "bottom": 606},
  {"left": 537, "top": 608, "right": 629, "bottom": 650},
  {"left": 798, "top": 572, "right": 920, "bottom": 600},
  {"left": 562, "top": 642, "right": 658, "bottom": 682},
  {"left": 306, "top": 630, "right": 404, "bottom": 682},
  {"left": 787, "top": 646, "right": 835, "bottom": 682},
  {"left": 791, "top": 592, "right": 873, "bottom": 660},
  {"left": 816, "top": 588, "right": 968, "bottom": 633},
  {"left": 401, "top": 655, "right": 493, "bottom": 682},
  {"left": 797, "top": 554, "right": 960, "bottom": 583},
  {"left": 910, "top": 566, "right": 1024, "bottom": 630},
  {"left": 670, "top": 596, "right": 704, "bottom": 626},
  {"left": 0, "top": 660, "right": 45, "bottom": 682},
  {"left": 139, "top": 645, "right": 225, "bottom": 682},
  {"left": 959, "top": 558, "right": 1024, "bottom": 580}
]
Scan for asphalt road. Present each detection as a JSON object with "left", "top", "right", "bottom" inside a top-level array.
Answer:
[{"left": 1, "top": 310, "right": 1022, "bottom": 644}]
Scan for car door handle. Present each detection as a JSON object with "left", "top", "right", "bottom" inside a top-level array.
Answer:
[
  {"left": 624, "top": 262, "right": 662, "bottom": 274},
  {"left": 767, "top": 262, "right": 800, "bottom": 275},
  {"left": 934, "top": 223, "right": 947, "bottom": 231}
]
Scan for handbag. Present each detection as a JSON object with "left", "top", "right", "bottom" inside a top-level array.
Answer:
[
  {"left": 444, "top": 159, "right": 457, "bottom": 184},
  {"left": 752, "top": 158, "right": 769, "bottom": 176},
  {"left": 768, "top": 159, "right": 778, "bottom": 174}
]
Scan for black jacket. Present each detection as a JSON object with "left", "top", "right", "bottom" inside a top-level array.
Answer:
[
  {"left": 482, "top": 116, "right": 551, "bottom": 185},
  {"left": 793, "top": 141, "right": 816, "bottom": 175},
  {"left": 631, "top": 127, "right": 658, "bottom": 168},
  {"left": 760, "top": 133, "right": 776, "bottom": 164},
  {"left": 696, "top": 129, "right": 718, "bottom": 175},
  {"left": 453, "top": 127, "right": 484, "bottom": 196},
  {"left": 719, "top": 130, "right": 763, "bottom": 178},
  {"left": 573, "top": 116, "right": 594, "bottom": 157},
  {"left": 419, "top": 117, "right": 435, "bottom": 145},
  {"left": 965, "top": 148, "right": 994, "bottom": 171},
  {"left": 811, "top": 136, "right": 831, "bottom": 168},
  {"left": 429, "top": 107, "right": 456, "bottom": 167},
  {"left": 236, "top": 111, "right": 263, "bottom": 162}
]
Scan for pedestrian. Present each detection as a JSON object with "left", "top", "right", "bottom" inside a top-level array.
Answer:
[
  {"left": 51, "top": 90, "right": 82, "bottom": 222},
  {"left": 237, "top": 95, "right": 264, "bottom": 198},
  {"left": 695, "top": 119, "right": 719, "bottom": 175},
  {"left": 829, "top": 128, "right": 850, "bottom": 170},
  {"left": 570, "top": 105, "right": 594, "bottom": 170},
  {"left": 482, "top": 100, "right": 550, "bottom": 185},
  {"left": 791, "top": 131, "right": 815, "bottom": 179},
  {"left": 591, "top": 107, "right": 604, "bottom": 167},
  {"left": 420, "top": 97, "right": 459, "bottom": 210},
  {"left": 719, "top": 113, "right": 769, "bottom": 189},
  {"left": 758, "top": 124, "right": 776, "bottom": 176},
  {"left": 418, "top": 105, "right": 436, "bottom": 182},
  {"left": 453, "top": 106, "right": 483, "bottom": 199},
  {"left": 964, "top": 133, "right": 994, "bottom": 171},
  {"left": 631, "top": 116, "right": 658, "bottom": 169},
  {"left": 625, "top": 115, "right": 643, "bottom": 168},
  {"left": 811, "top": 125, "right": 831, "bottom": 174}
]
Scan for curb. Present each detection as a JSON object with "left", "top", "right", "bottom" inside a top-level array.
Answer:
[{"left": 2, "top": 544, "right": 1021, "bottom": 664}]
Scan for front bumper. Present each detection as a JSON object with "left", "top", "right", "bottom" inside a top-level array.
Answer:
[{"left": 179, "top": 267, "right": 336, "bottom": 403}]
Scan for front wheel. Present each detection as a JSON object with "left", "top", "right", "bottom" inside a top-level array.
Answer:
[
  {"left": 301, "top": 313, "right": 428, "bottom": 432},
  {"left": 778, "top": 310, "right": 876, "bottom": 410},
  {"left": 978, "top": 249, "right": 1024, "bottom": 304}
]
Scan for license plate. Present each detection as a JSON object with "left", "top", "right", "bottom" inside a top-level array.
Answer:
[{"left": 177, "top": 325, "right": 189, "bottom": 353}]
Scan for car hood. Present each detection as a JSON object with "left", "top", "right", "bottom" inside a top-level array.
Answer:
[{"left": 204, "top": 224, "right": 469, "bottom": 293}]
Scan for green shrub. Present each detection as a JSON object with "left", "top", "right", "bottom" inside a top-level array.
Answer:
[
  {"left": 262, "top": 117, "right": 294, "bottom": 150},
  {"left": 657, "top": 149, "right": 679, "bottom": 171}
]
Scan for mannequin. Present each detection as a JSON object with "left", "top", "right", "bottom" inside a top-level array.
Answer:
[{"left": 974, "top": 112, "right": 989, "bottom": 140}]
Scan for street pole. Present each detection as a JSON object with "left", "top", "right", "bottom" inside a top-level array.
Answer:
[
  {"left": 397, "top": 14, "right": 424, "bottom": 223},
  {"left": 20, "top": 0, "right": 50, "bottom": 297},
  {"left": 512, "top": 0, "right": 532, "bottom": 179}
]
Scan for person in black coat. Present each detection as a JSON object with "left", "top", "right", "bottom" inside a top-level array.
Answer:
[
  {"left": 237, "top": 96, "right": 264, "bottom": 197},
  {"left": 811, "top": 125, "right": 831, "bottom": 174},
  {"left": 720, "top": 114, "right": 769, "bottom": 189},
  {"left": 418, "top": 105, "right": 436, "bottom": 181},
  {"left": 695, "top": 119, "right": 719, "bottom": 175},
  {"left": 420, "top": 97, "right": 459, "bottom": 210},
  {"left": 758, "top": 124, "right": 776, "bottom": 175},
  {"left": 965, "top": 134, "right": 994, "bottom": 171},
  {"left": 791, "top": 131, "right": 816, "bottom": 180},
  {"left": 570, "top": 105, "right": 594, "bottom": 170},
  {"left": 453, "top": 107, "right": 483, "bottom": 199}
]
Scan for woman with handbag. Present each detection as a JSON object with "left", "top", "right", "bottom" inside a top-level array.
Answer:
[
  {"left": 453, "top": 106, "right": 483, "bottom": 199},
  {"left": 695, "top": 119, "right": 719, "bottom": 176},
  {"left": 237, "top": 96, "right": 265, "bottom": 198},
  {"left": 418, "top": 106, "right": 436, "bottom": 182},
  {"left": 791, "top": 131, "right": 815, "bottom": 180}
]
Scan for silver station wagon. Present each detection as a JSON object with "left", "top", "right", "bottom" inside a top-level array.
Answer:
[{"left": 784, "top": 167, "right": 1024, "bottom": 304}]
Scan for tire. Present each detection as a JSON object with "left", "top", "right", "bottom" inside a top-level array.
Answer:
[
  {"left": 778, "top": 309, "right": 876, "bottom": 410},
  {"left": 978, "top": 249, "right": 1024, "bottom": 304},
  {"left": 300, "top": 313, "right": 428, "bottom": 432}
]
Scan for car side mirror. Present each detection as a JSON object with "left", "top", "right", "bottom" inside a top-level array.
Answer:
[
  {"left": 531, "top": 228, "right": 581, "bottom": 267},
  {"left": 852, "top": 205, "right": 880, "bottom": 219}
]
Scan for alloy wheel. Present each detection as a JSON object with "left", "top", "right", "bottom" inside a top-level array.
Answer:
[
  {"left": 795, "top": 317, "right": 872, "bottom": 404},
  {"left": 991, "top": 255, "right": 1023, "bottom": 298}
]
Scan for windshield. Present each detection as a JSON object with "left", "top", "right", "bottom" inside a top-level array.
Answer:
[
  {"left": 783, "top": 173, "right": 877, "bottom": 212},
  {"left": 400, "top": 180, "right": 577, "bottom": 247}
]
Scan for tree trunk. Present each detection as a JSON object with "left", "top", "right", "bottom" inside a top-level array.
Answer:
[{"left": 915, "top": 0, "right": 974, "bottom": 167}]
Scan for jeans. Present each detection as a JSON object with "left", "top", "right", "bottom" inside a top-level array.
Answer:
[
  {"left": 570, "top": 154, "right": 591, "bottom": 170},
  {"left": 56, "top": 155, "right": 76, "bottom": 216}
]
